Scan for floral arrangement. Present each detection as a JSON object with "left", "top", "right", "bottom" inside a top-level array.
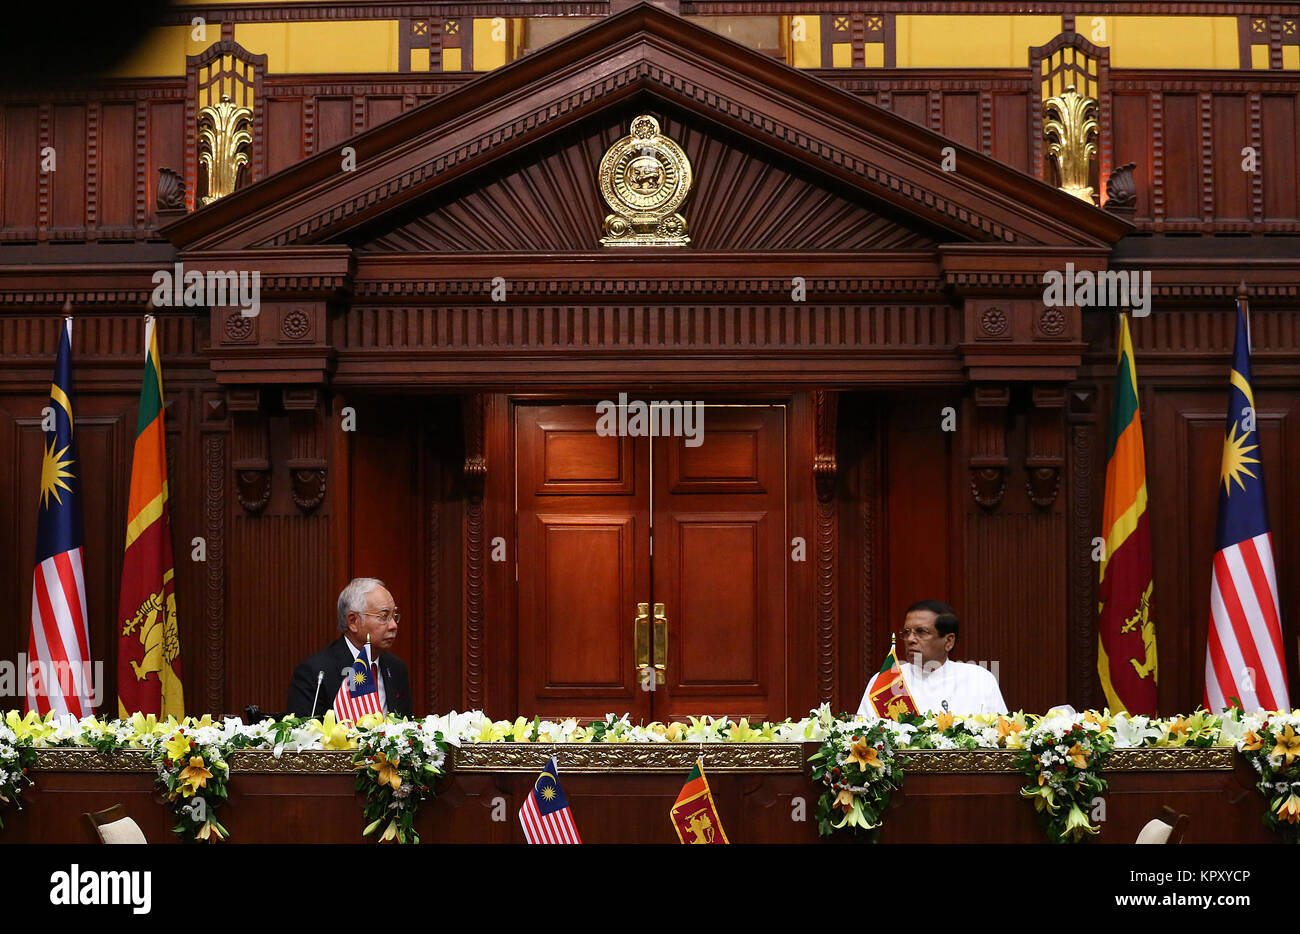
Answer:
[
  {"left": 1016, "top": 710, "right": 1115, "bottom": 843},
  {"left": 808, "top": 711, "right": 903, "bottom": 839},
  {"left": 3, "top": 705, "right": 1298, "bottom": 843},
  {"left": 353, "top": 716, "right": 448, "bottom": 844},
  {"left": 1235, "top": 710, "right": 1300, "bottom": 843},
  {"left": 0, "top": 713, "right": 39, "bottom": 829}
]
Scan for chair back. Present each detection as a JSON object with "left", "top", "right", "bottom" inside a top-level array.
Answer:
[
  {"left": 84, "top": 804, "right": 147, "bottom": 844},
  {"left": 1135, "top": 805, "right": 1189, "bottom": 844}
]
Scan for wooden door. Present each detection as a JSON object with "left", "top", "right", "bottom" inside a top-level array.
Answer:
[
  {"left": 515, "top": 402, "right": 787, "bottom": 722},
  {"left": 516, "top": 404, "right": 651, "bottom": 721},
  {"left": 651, "top": 405, "right": 787, "bottom": 721}
]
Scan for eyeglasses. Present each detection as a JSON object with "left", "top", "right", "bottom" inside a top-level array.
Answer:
[
  {"left": 364, "top": 609, "right": 401, "bottom": 624},
  {"left": 900, "top": 627, "right": 938, "bottom": 639}
]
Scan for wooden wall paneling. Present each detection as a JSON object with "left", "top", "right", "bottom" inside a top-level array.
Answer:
[
  {"left": 343, "top": 395, "right": 423, "bottom": 715},
  {"left": 367, "top": 96, "right": 404, "bottom": 129},
  {"left": 266, "top": 98, "right": 304, "bottom": 174},
  {"left": 3, "top": 105, "right": 39, "bottom": 235},
  {"left": 890, "top": 92, "right": 928, "bottom": 128},
  {"left": 1212, "top": 94, "right": 1249, "bottom": 222},
  {"left": 148, "top": 100, "right": 185, "bottom": 228},
  {"left": 1111, "top": 92, "right": 1151, "bottom": 221},
  {"left": 992, "top": 92, "right": 1030, "bottom": 175},
  {"left": 789, "top": 390, "right": 818, "bottom": 715},
  {"left": 1150, "top": 90, "right": 1165, "bottom": 224},
  {"left": 1161, "top": 94, "right": 1199, "bottom": 223},
  {"left": 1262, "top": 93, "right": 1298, "bottom": 220},
  {"left": 50, "top": 105, "right": 86, "bottom": 233},
  {"left": 963, "top": 396, "right": 1068, "bottom": 715},
  {"left": 315, "top": 98, "right": 354, "bottom": 152},
  {"left": 98, "top": 102, "right": 136, "bottom": 231},
  {"left": 37, "top": 104, "right": 50, "bottom": 240},
  {"left": 134, "top": 101, "right": 148, "bottom": 230},
  {"left": 483, "top": 393, "right": 514, "bottom": 717},
  {"left": 940, "top": 92, "right": 979, "bottom": 151}
]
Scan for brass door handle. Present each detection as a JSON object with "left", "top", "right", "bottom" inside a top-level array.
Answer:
[
  {"left": 635, "top": 602, "right": 650, "bottom": 671},
  {"left": 653, "top": 602, "right": 667, "bottom": 685}
]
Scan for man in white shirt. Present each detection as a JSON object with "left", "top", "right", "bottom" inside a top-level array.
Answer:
[{"left": 857, "top": 600, "right": 1007, "bottom": 716}]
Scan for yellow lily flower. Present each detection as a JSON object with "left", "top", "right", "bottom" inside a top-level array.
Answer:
[
  {"left": 511, "top": 717, "right": 531, "bottom": 741},
  {"left": 996, "top": 715, "right": 1025, "bottom": 741},
  {"left": 1020, "top": 783, "right": 1057, "bottom": 813},
  {"left": 1273, "top": 725, "right": 1300, "bottom": 766},
  {"left": 728, "top": 718, "right": 759, "bottom": 742},
  {"left": 665, "top": 722, "right": 684, "bottom": 742},
  {"left": 6, "top": 710, "right": 43, "bottom": 742},
  {"left": 363, "top": 751, "right": 403, "bottom": 790},
  {"left": 178, "top": 756, "right": 212, "bottom": 796},
  {"left": 188, "top": 714, "right": 215, "bottom": 730},
  {"left": 831, "top": 796, "right": 880, "bottom": 831},
  {"left": 832, "top": 788, "right": 856, "bottom": 813},
  {"left": 1066, "top": 743, "right": 1089, "bottom": 769},
  {"left": 1083, "top": 710, "right": 1112, "bottom": 731},
  {"left": 311, "top": 711, "right": 354, "bottom": 750},
  {"left": 1275, "top": 793, "right": 1300, "bottom": 824},
  {"left": 162, "top": 732, "right": 192, "bottom": 764},
  {"left": 1063, "top": 802, "right": 1100, "bottom": 839},
  {"left": 355, "top": 711, "right": 385, "bottom": 729},
  {"left": 934, "top": 711, "right": 955, "bottom": 731},
  {"left": 1241, "top": 730, "right": 1264, "bottom": 752},
  {"left": 847, "top": 737, "right": 882, "bottom": 773}
]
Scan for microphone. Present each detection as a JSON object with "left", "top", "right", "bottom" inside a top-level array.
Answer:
[
  {"left": 941, "top": 700, "right": 950, "bottom": 713},
  {"left": 309, "top": 670, "right": 324, "bottom": 718}
]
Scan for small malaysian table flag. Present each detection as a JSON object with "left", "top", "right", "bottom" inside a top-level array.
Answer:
[
  {"left": 333, "top": 640, "right": 383, "bottom": 722},
  {"left": 519, "top": 756, "right": 582, "bottom": 844}
]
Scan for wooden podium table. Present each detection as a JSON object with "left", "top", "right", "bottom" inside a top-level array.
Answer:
[{"left": 5, "top": 744, "right": 1277, "bottom": 844}]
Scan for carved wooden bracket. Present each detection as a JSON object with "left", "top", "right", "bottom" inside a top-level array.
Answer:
[
  {"left": 813, "top": 390, "right": 838, "bottom": 503},
  {"left": 1026, "top": 386, "right": 1067, "bottom": 509},
  {"left": 285, "top": 388, "right": 327, "bottom": 514},
  {"left": 969, "top": 386, "right": 1009, "bottom": 510},
  {"left": 229, "top": 389, "right": 270, "bottom": 514},
  {"left": 463, "top": 393, "right": 487, "bottom": 502}
]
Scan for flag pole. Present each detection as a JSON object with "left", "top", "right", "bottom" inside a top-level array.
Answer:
[{"left": 1238, "top": 280, "right": 1251, "bottom": 353}]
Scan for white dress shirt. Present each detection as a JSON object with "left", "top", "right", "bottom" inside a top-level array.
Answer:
[
  {"left": 343, "top": 637, "right": 387, "bottom": 712},
  {"left": 857, "top": 658, "right": 1006, "bottom": 717}
]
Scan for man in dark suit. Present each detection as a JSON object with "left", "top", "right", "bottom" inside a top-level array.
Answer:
[{"left": 286, "top": 577, "right": 412, "bottom": 718}]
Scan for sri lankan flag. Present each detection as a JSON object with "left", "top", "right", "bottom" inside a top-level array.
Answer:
[
  {"left": 669, "top": 758, "right": 728, "bottom": 844},
  {"left": 867, "top": 642, "right": 918, "bottom": 720},
  {"left": 1097, "top": 313, "right": 1157, "bottom": 715},
  {"left": 116, "top": 316, "right": 184, "bottom": 718}
]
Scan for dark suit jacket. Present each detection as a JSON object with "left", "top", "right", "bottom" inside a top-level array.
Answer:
[{"left": 286, "top": 637, "right": 412, "bottom": 718}]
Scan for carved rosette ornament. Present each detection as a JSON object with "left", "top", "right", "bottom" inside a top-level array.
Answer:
[
  {"left": 1044, "top": 85, "right": 1098, "bottom": 203},
  {"left": 198, "top": 94, "right": 253, "bottom": 205},
  {"left": 598, "top": 115, "right": 693, "bottom": 247}
]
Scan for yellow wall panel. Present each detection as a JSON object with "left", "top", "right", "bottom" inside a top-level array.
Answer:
[
  {"left": 1284, "top": 46, "right": 1299, "bottom": 70},
  {"left": 236, "top": 21, "right": 399, "bottom": 73},
  {"left": 865, "top": 43, "right": 884, "bottom": 68},
  {"left": 896, "top": 16, "right": 1061, "bottom": 68},
  {"left": 1252, "top": 45, "right": 1271, "bottom": 69},
  {"left": 107, "top": 25, "right": 213, "bottom": 77},
  {"left": 1089, "top": 16, "right": 1239, "bottom": 69},
  {"left": 832, "top": 42, "right": 851, "bottom": 68},
  {"left": 473, "top": 17, "right": 510, "bottom": 71},
  {"left": 411, "top": 48, "right": 430, "bottom": 72},
  {"left": 443, "top": 48, "right": 462, "bottom": 72}
]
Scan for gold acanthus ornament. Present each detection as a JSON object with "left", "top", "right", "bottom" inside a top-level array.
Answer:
[
  {"left": 1043, "top": 84, "right": 1099, "bottom": 203},
  {"left": 598, "top": 115, "right": 693, "bottom": 247},
  {"left": 197, "top": 94, "right": 252, "bottom": 205}
]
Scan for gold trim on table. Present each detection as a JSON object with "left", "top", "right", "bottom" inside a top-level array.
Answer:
[{"left": 31, "top": 744, "right": 1236, "bottom": 775}]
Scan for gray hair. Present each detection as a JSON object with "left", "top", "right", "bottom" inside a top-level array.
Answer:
[{"left": 337, "top": 577, "right": 385, "bottom": 633}]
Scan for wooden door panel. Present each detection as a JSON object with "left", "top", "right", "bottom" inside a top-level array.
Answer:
[
  {"left": 674, "top": 515, "right": 763, "bottom": 686},
  {"left": 536, "top": 516, "right": 634, "bottom": 689},
  {"left": 516, "top": 405, "right": 650, "bottom": 721},
  {"left": 652, "top": 406, "right": 787, "bottom": 721}
]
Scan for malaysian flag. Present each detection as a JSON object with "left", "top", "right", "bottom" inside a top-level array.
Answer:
[
  {"left": 1204, "top": 300, "right": 1291, "bottom": 713},
  {"left": 27, "top": 317, "right": 94, "bottom": 717},
  {"left": 518, "top": 757, "right": 582, "bottom": 844},
  {"left": 333, "top": 641, "right": 383, "bottom": 721}
]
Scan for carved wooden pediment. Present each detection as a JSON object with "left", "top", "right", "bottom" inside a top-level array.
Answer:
[
  {"left": 161, "top": 5, "right": 1130, "bottom": 256},
  {"left": 352, "top": 104, "right": 939, "bottom": 254}
]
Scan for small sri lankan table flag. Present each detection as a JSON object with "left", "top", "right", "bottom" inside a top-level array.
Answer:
[
  {"left": 670, "top": 757, "right": 729, "bottom": 844},
  {"left": 1097, "top": 313, "right": 1157, "bottom": 715},
  {"left": 867, "top": 637, "right": 918, "bottom": 720},
  {"left": 116, "top": 315, "right": 184, "bottom": 718},
  {"left": 27, "top": 317, "right": 94, "bottom": 717},
  {"left": 1203, "top": 300, "right": 1290, "bottom": 713}
]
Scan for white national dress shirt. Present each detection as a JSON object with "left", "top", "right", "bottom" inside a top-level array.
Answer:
[
  {"left": 857, "top": 659, "right": 1007, "bottom": 717},
  {"left": 343, "top": 638, "right": 387, "bottom": 712}
]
